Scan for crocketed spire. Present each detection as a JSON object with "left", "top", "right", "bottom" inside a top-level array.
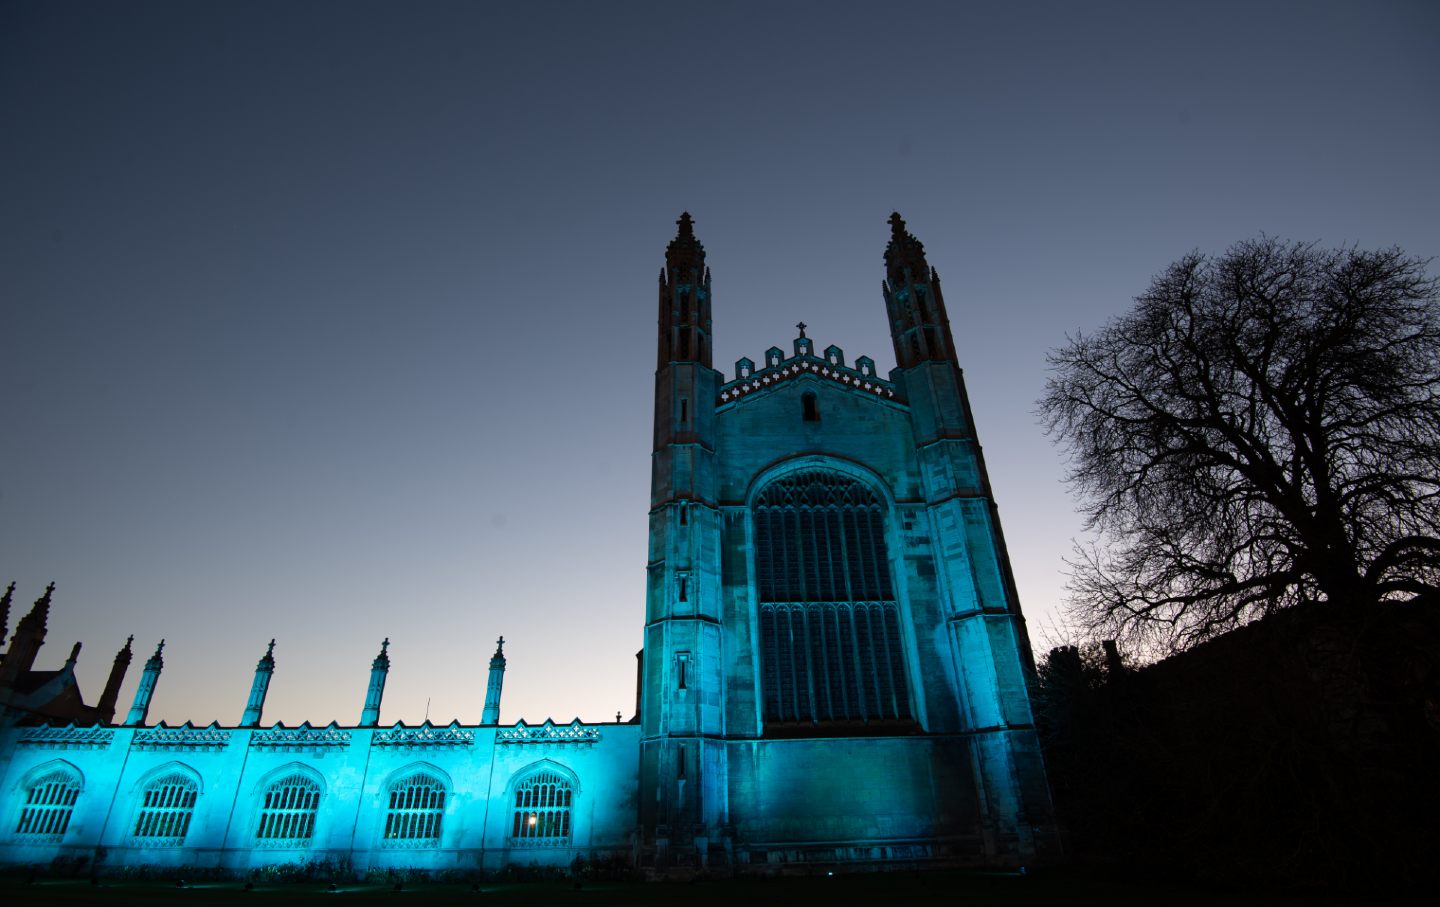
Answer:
[
  {"left": 883, "top": 212, "right": 930, "bottom": 284},
  {"left": 664, "top": 211, "right": 706, "bottom": 279}
]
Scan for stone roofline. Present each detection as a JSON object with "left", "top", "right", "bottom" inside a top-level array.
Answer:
[
  {"left": 717, "top": 332, "right": 902, "bottom": 407},
  {"left": 14, "top": 717, "right": 633, "bottom": 751},
  {"left": 15, "top": 716, "right": 628, "bottom": 733}
]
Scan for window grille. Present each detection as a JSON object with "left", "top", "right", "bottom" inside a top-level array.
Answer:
[
  {"left": 255, "top": 773, "right": 320, "bottom": 846},
  {"left": 131, "top": 771, "right": 198, "bottom": 846},
  {"left": 509, "top": 770, "right": 572, "bottom": 846},
  {"left": 14, "top": 770, "right": 81, "bottom": 841},
  {"left": 753, "top": 469, "right": 912, "bottom": 725},
  {"left": 382, "top": 772, "right": 445, "bottom": 846}
]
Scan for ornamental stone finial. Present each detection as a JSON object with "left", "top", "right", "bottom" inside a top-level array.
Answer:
[
  {"left": 361, "top": 637, "right": 391, "bottom": 726},
  {"left": 242, "top": 639, "right": 277, "bottom": 726},
  {"left": 126, "top": 638, "right": 166, "bottom": 726},
  {"left": 482, "top": 635, "right": 508, "bottom": 725}
]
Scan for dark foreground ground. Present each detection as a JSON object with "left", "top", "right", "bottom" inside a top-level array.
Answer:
[{"left": 0, "top": 869, "right": 1420, "bottom": 906}]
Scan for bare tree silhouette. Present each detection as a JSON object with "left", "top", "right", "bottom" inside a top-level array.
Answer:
[{"left": 1041, "top": 237, "right": 1440, "bottom": 649}]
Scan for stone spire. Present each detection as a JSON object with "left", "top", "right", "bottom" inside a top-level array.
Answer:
[
  {"left": 359, "top": 638, "right": 390, "bottom": 727},
  {"left": 0, "top": 581, "right": 13, "bottom": 647},
  {"left": 883, "top": 212, "right": 930, "bottom": 284},
  {"left": 240, "top": 639, "right": 276, "bottom": 727},
  {"left": 124, "top": 639, "right": 165, "bottom": 726},
  {"left": 481, "top": 636, "right": 506, "bottom": 725},
  {"left": 657, "top": 212, "right": 713, "bottom": 368},
  {"left": 882, "top": 212, "right": 956, "bottom": 369},
  {"left": 97, "top": 635, "right": 134, "bottom": 724},
  {"left": 665, "top": 212, "right": 705, "bottom": 276},
  {"left": 0, "top": 582, "right": 54, "bottom": 686}
]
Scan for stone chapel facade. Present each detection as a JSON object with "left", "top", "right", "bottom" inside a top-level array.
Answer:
[{"left": 0, "top": 214, "right": 1057, "bottom": 874}]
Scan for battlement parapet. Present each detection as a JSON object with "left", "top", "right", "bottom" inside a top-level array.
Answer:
[
  {"left": 17, "top": 724, "right": 115, "bottom": 750},
  {"left": 133, "top": 721, "right": 232, "bottom": 751},
  {"left": 250, "top": 721, "right": 352, "bottom": 749},
  {"left": 719, "top": 338, "right": 898, "bottom": 405},
  {"left": 371, "top": 720, "right": 475, "bottom": 748},
  {"left": 496, "top": 718, "right": 601, "bottom": 745}
]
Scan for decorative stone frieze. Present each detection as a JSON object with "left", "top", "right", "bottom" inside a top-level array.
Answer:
[
  {"left": 371, "top": 720, "right": 474, "bottom": 748},
  {"left": 496, "top": 719, "right": 601, "bottom": 745},
  {"left": 17, "top": 724, "right": 115, "bottom": 750},
  {"left": 132, "top": 722, "right": 232, "bottom": 751},
  {"left": 250, "top": 721, "right": 352, "bottom": 749},
  {"left": 718, "top": 350, "right": 898, "bottom": 405}
]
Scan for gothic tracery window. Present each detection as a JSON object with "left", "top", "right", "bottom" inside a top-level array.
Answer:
[
  {"left": 382, "top": 771, "right": 446, "bottom": 846},
  {"left": 255, "top": 772, "right": 321, "bottom": 846},
  {"left": 753, "top": 469, "right": 912, "bottom": 727},
  {"left": 14, "top": 768, "right": 81, "bottom": 842},
  {"left": 131, "top": 770, "right": 199, "bottom": 846},
  {"left": 509, "top": 769, "right": 572, "bottom": 846}
]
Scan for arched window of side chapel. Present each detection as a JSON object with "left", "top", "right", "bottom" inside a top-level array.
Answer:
[
  {"left": 131, "top": 767, "right": 200, "bottom": 846},
  {"left": 14, "top": 764, "right": 83, "bottom": 842},
  {"left": 381, "top": 770, "right": 447, "bottom": 847},
  {"left": 509, "top": 766, "right": 574, "bottom": 846},
  {"left": 752, "top": 468, "right": 912, "bottom": 729},
  {"left": 255, "top": 770, "right": 322, "bottom": 847}
]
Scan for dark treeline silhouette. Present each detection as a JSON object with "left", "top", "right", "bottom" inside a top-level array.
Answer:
[
  {"left": 1035, "top": 238, "right": 1440, "bottom": 893},
  {"left": 1035, "top": 599, "right": 1440, "bottom": 892}
]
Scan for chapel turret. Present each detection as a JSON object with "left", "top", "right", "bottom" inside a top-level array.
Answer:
[
  {"left": 641, "top": 212, "right": 727, "bottom": 865},
  {"left": 124, "top": 639, "right": 165, "bottom": 726},
  {"left": 481, "top": 636, "right": 506, "bottom": 726},
  {"left": 657, "top": 212, "right": 712, "bottom": 369},
  {"left": 0, "top": 582, "right": 13, "bottom": 647},
  {"left": 97, "top": 635, "right": 133, "bottom": 724},
  {"left": 359, "top": 638, "right": 390, "bottom": 727},
  {"left": 883, "top": 212, "right": 956, "bottom": 368},
  {"left": 0, "top": 582, "right": 53, "bottom": 686},
  {"left": 240, "top": 639, "right": 276, "bottom": 727}
]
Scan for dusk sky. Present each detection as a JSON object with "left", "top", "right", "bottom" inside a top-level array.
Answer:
[{"left": 2, "top": 1, "right": 1437, "bottom": 727}]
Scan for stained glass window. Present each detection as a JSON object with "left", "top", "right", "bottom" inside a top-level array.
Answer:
[
  {"left": 510, "top": 769, "right": 572, "bottom": 845},
  {"left": 256, "top": 773, "right": 320, "bottom": 846},
  {"left": 754, "top": 469, "right": 911, "bottom": 725},
  {"left": 132, "top": 771, "right": 198, "bottom": 846},
  {"left": 382, "top": 772, "right": 445, "bottom": 846},
  {"left": 15, "top": 769, "right": 80, "bottom": 842}
]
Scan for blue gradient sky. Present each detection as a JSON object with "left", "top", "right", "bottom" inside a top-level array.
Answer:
[{"left": 3, "top": 1, "right": 1437, "bottom": 726}]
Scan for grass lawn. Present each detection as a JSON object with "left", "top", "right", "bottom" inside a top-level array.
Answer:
[{"left": 0, "top": 869, "right": 1362, "bottom": 905}]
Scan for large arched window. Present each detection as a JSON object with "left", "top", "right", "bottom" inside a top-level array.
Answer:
[
  {"left": 382, "top": 771, "right": 445, "bottom": 846},
  {"left": 132, "top": 770, "right": 199, "bottom": 846},
  {"left": 255, "top": 772, "right": 321, "bottom": 846},
  {"left": 14, "top": 767, "right": 81, "bottom": 842},
  {"left": 753, "top": 468, "right": 911, "bottom": 727},
  {"left": 509, "top": 768, "right": 573, "bottom": 846}
]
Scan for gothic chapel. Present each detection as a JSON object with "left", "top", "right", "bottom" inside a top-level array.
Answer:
[{"left": 0, "top": 215, "right": 1057, "bottom": 873}]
